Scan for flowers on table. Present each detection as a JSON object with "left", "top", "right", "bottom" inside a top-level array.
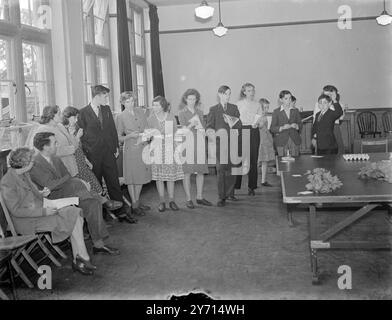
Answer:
[
  {"left": 358, "top": 160, "right": 392, "bottom": 183},
  {"left": 305, "top": 168, "right": 343, "bottom": 194}
]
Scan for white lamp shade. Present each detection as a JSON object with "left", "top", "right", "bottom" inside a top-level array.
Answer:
[
  {"left": 376, "top": 11, "right": 392, "bottom": 25},
  {"left": 213, "top": 22, "right": 228, "bottom": 37},
  {"left": 195, "top": 2, "right": 214, "bottom": 19}
]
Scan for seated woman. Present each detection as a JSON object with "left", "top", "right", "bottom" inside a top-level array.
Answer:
[
  {"left": 270, "top": 90, "right": 302, "bottom": 157},
  {"left": 0, "top": 148, "right": 96, "bottom": 275}
]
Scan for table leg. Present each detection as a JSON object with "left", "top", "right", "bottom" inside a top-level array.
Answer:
[
  {"left": 387, "top": 204, "right": 392, "bottom": 224},
  {"left": 8, "top": 260, "right": 17, "bottom": 300},
  {"left": 287, "top": 204, "right": 295, "bottom": 227},
  {"left": 309, "top": 204, "right": 320, "bottom": 285}
]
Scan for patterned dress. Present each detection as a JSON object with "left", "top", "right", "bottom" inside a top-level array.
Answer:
[
  {"left": 258, "top": 115, "right": 276, "bottom": 162},
  {"left": 147, "top": 112, "right": 184, "bottom": 182}
]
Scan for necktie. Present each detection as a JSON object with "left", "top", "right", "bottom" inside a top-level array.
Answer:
[
  {"left": 223, "top": 104, "right": 227, "bottom": 112},
  {"left": 98, "top": 105, "right": 104, "bottom": 128},
  {"left": 318, "top": 112, "right": 325, "bottom": 123}
]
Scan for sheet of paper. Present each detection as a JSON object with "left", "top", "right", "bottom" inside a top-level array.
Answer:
[
  {"left": 43, "top": 197, "right": 79, "bottom": 210},
  {"left": 292, "top": 174, "right": 302, "bottom": 177},
  {"left": 311, "top": 156, "right": 324, "bottom": 158},
  {"left": 297, "top": 191, "right": 313, "bottom": 195},
  {"left": 223, "top": 114, "right": 240, "bottom": 128}
]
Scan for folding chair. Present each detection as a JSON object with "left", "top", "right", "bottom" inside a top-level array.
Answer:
[
  {"left": 0, "top": 193, "right": 67, "bottom": 288},
  {"left": 360, "top": 139, "right": 389, "bottom": 153}
]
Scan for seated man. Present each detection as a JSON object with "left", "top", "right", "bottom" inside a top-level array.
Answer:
[
  {"left": 1, "top": 148, "right": 96, "bottom": 275},
  {"left": 29, "top": 132, "right": 120, "bottom": 256}
]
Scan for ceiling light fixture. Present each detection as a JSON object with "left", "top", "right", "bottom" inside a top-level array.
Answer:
[
  {"left": 195, "top": 1, "right": 214, "bottom": 20},
  {"left": 213, "top": 0, "right": 228, "bottom": 37},
  {"left": 376, "top": 0, "right": 392, "bottom": 25}
]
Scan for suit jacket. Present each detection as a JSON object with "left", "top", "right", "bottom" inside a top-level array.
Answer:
[
  {"left": 270, "top": 107, "right": 302, "bottom": 146},
  {"left": 312, "top": 103, "right": 343, "bottom": 151},
  {"left": 0, "top": 169, "right": 45, "bottom": 235},
  {"left": 77, "top": 104, "right": 119, "bottom": 158},
  {"left": 30, "top": 153, "right": 92, "bottom": 201},
  {"left": 207, "top": 103, "right": 242, "bottom": 165}
]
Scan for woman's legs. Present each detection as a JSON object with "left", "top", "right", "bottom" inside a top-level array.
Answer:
[
  {"left": 156, "top": 181, "right": 165, "bottom": 203},
  {"left": 70, "top": 215, "right": 90, "bottom": 262},
  {"left": 128, "top": 184, "right": 143, "bottom": 208},
  {"left": 183, "top": 174, "right": 192, "bottom": 201},
  {"left": 261, "top": 161, "right": 268, "bottom": 184},
  {"left": 196, "top": 174, "right": 204, "bottom": 200}
]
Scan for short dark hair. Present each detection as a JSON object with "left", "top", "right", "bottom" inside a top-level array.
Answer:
[
  {"left": 62, "top": 106, "right": 80, "bottom": 126},
  {"left": 279, "top": 90, "right": 292, "bottom": 99},
  {"left": 318, "top": 94, "right": 332, "bottom": 103},
  {"left": 153, "top": 96, "right": 170, "bottom": 113},
  {"left": 33, "top": 132, "right": 55, "bottom": 151},
  {"left": 40, "top": 105, "right": 60, "bottom": 124},
  {"left": 91, "top": 85, "right": 110, "bottom": 98},
  {"left": 218, "top": 85, "right": 231, "bottom": 94},
  {"left": 291, "top": 96, "right": 297, "bottom": 103},
  {"left": 8, "top": 148, "right": 34, "bottom": 169}
]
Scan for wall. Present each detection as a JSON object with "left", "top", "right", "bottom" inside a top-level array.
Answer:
[{"left": 145, "top": 0, "right": 392, "bottom": 114}]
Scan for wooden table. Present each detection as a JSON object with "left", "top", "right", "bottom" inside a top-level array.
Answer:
[{"left": 278, "top": 154, "right": 392, "bottom": 284}]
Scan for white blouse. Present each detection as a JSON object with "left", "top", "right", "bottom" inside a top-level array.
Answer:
[{"left": 237, "top": 100, "right": 262, "bottom": 126}]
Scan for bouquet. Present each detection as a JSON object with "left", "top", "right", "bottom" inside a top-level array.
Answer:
[
  {"left": 358, "top": 160, "right": 392, "bottom": 183},
  {"left": 305, "top": 168, "right": 343, "bottom": 194}
]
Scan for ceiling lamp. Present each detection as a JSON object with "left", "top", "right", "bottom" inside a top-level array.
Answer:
[
  {"left": 195, "top": 1, "right": 214, "bottom": 19},
  {"left": 213, "top": 0, "right": 228, "bottom": 37},
  {"left": 376, "top": 0, "right": 392, "bottom": 25}
]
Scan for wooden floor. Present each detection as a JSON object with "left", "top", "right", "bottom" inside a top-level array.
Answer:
[{"left": 5, "top": 173, "right": 392, "bottom": 300}]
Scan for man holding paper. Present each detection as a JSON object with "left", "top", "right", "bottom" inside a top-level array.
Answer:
[
  {"left": 30, "top": 132, "right": 120, "bottom": 256},
  {"left": 207, "top": 86, "right": 242, "bottom": 207}
]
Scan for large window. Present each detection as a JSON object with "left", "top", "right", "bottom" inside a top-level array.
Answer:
[
  {"left": 127, "top": 2, "right": 147, "bottom": 108},
  {"left": 83, "top": 0, "right": 112, "bottom": 106},
  {"left": 0, "top": 0, "right": 52, "bottom": 122}
]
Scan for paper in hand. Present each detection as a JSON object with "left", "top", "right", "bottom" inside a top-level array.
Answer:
[
  {"left": 223, "top": 114, "right": 240, "bottom": 128},
  {"left": 43, "top": 197, "right": 79, "bottom": 210}
]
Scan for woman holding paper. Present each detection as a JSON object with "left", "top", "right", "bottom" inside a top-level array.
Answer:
[
  {"left": 234, "top": 83, "right": 262, "bottom": 196},
  {"left": 178, "top": 89, "right": 212, "bottom": 209},
  {"left": 147, "top": 96, "right": 184, "bottom": 212},
  {"left": 0, "top": 148, "right": 96, "bottom": 275},
  {"left": 116, "top": 92, "right": 152, "bottom": 216}
]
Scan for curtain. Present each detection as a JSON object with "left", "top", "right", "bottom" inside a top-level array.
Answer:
[
  {"left": 117, "top": 0, "right": 133, "bottom": 94},
  {"left": 149, "top": 5, "right": 165, "bottom": 97},
  {"left": 82, "top": 0, "right": 94, "bottom": 14},
  {"left": 93, "top": 0, "right": 109, "bottom": 45}
]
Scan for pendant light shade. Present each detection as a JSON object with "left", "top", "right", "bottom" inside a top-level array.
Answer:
[
  {"left": 195, "top": 1, "right": 214, "bottom": 19},
  {"left": 213, "top": 0, "right": 228, "bottom": 37},
  {"left": 376, "top": 0, "right": 392, "bottom": 25}
]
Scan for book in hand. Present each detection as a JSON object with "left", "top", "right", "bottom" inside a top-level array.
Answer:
[
  {"left": 43, "top": 197, "right": 79, "bottom": 210},
  {"left": 223, "top": 114, "right": 240, "bottom": 128},
  {"left": 252, "top": 114, "right": 262, "bottom": 127},
  {"left": 189, "top": 115, "right": 204, "bottom": 130}
]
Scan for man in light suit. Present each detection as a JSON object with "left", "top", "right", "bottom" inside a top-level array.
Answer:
[
  {"left": 207, "top": 86, "right": 242, "bottom": 207},
  {"left": 77, "top": 85, "right": 136, "bottom": 224},
  {"left": 30, "top": 132, "right": 120, "bottom": 256}
]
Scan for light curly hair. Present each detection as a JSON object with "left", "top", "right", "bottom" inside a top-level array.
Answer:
[{"left": 8, "top": 148, "right": 34, "bottom": 169}]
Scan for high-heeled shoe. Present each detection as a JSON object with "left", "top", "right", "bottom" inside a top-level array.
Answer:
[
  {"left": 72, "top": 259, "right": 94, "bottom": 276},
  {"left": 75, "top": 255, "right": 97, "bottom": 271},
  {"left": 169, "top": 201, "right": 179, "bottom": 211},
  {"left": 158, "top": 203, "right": 166, "bottom": 212},
  {"left": 248, "top": 188, "right": 256, "bottom": 196}
]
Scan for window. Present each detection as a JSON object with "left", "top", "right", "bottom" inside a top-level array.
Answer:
[
  {"left": 127, "top": 2, "right": 147, "bottom": 107},
  {"left": 83, "top": 0, "right": 112, "bottom": 106},
  {"left": 0, "top": 38, "right": 14, "bottom": 120},
  {"left": 0, "top": 1, "right": 53, "bottom": 123},
  {"left": 0, "top": 0, "right": 10, "bottom": 21},
  {"left": 23, "top": 42, "right": 48, "bottom": 120}
]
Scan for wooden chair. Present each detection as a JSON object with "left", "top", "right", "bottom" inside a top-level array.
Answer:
[
  {"left": 382, "top": 111, "right": 392, "bottom": 136},
  {"left": 360, "top": 139, "right": 389, "bottom": 153},
  {"left": 357, "top": 111, "right": 382, "bottom": 138},
  {"left": 0, "top": 193, "right": 67, "bottom": 289}
]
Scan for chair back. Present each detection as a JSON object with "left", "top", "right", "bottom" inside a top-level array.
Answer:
[
  {"left": 0, "top": 193, "right": 18, "bottom": 237},
  {"left": 357, "top": 111, "right": 377, "bottom": 135},
  {"left": 382, "top": 111, "right": 392, "bottom": 134},
  {"left": 360, "top": 139, "right": 388, "bottom": 153}
]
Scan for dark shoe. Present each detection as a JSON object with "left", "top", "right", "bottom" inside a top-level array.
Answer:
[
  {"left": 72, "top": 260, "right": 94, "bottom": 276},
  {"left": 118, "top": 215, "right": 138, "bottom": 224},
  {"left": 139, "top": 204, "right": 151, "bottom": 211},
  {"left": 93, "top": 245, "right": 120, "bottom": 256},
  {"left": 227, "top": 196, "right": 239, "bottom": 201},
  {"left": 103, "top": 200, "right": 123, "bottom": 211},
  {"left": 158, "top": 203, "right": 166, "bottom": 212},
  {"left": 196, "top": 199, "right": 212, "bottom": 206},
  {"left": 169, "top": 201, "right": 179, "bottom": 211},
  {"left": 248, "top": 188, "right": 256, "bottom": 196},
  {"left": 217, "top": 200, "right": 226, "bottom": 207},
  {"left": 186, "top": 201, "right": 195, "bottom": 209},
  {"left": 76, "top": 255, "right": 97, "bottom": 271},
  {"left": 261, "top": 182, "right": 273, "bottom": 187},
  {"left": 132, "top": 207, "right": 146, "bottom": 216}
]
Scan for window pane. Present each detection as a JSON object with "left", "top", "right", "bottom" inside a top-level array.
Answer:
[
  {"left": 85, "top": 55, "right": 93, "bottom": 102},
  {"left": 93, "top": 0, "right": 109, "bottom": 47},
  {"left": 133, "top": 11, "right": 143, "bottom": 56},
  {"left": 0, "top": 38, "right": 15, "bottom": 121},
  {"left": 22, "top": 42, "right": 47, "bottom": 119},
  {"left": 136, "top": 64, "right": 145, "bottom": 107},
  {"left": 20, "top": 0, "right": 48, "bottom": 29},
  {"left": 96, "top": 56, "right": 108, "bottom": 85},
  {"left": 83, "top": 13, "right": 93, "bottom": 43},
  {"left": 0, "top": 0, "right": 10, "bottom": 20}
]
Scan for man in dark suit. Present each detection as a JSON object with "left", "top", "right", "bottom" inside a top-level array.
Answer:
[
  {"left": 77, "top": 85, "right": 136, "bottom": 224},
  {"left": 30, "top": 132, "right": 120, "bottom": 256},
  {"left": 312, "top": 94, "right": 343, "bottom": 155},
  {"left": 207, "top": 86, "right": 242, "bottom": 207}
]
